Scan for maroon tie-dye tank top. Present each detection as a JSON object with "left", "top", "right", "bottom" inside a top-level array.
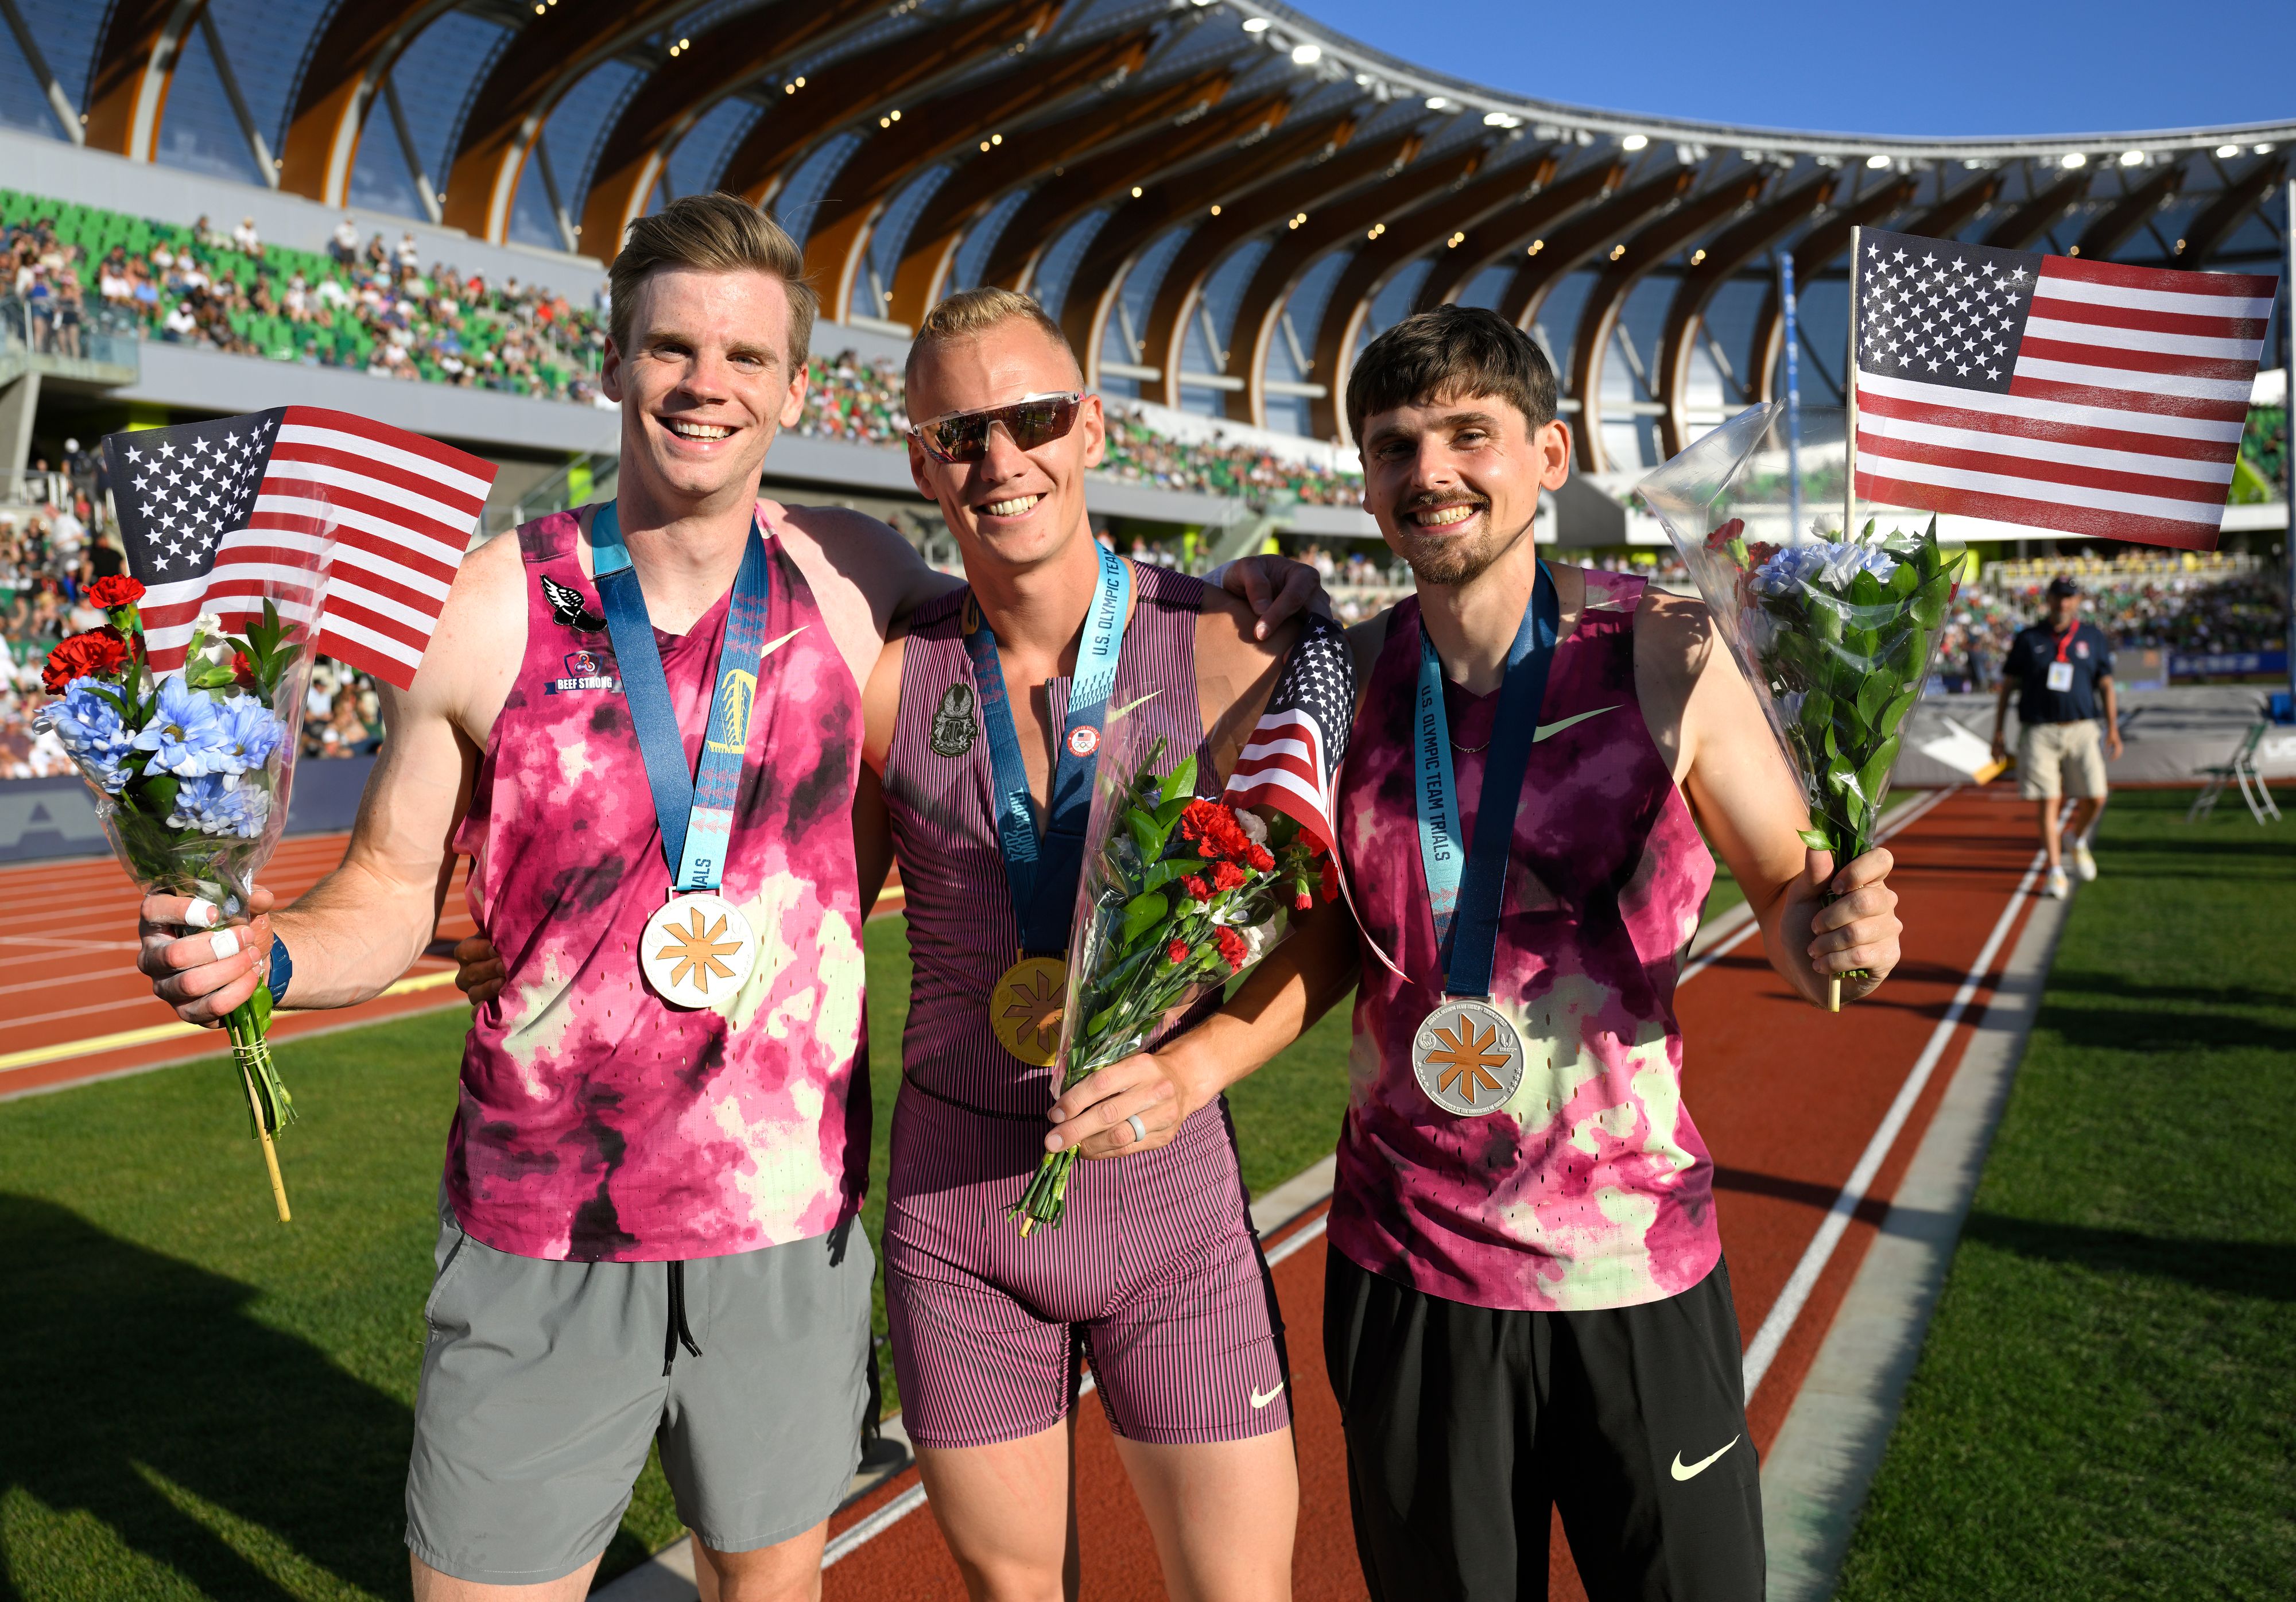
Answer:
[
  {"left": 878, "top": 561, "right": 1216, "bottom": 1115},
  {"left": 447, "top": 509, "right": 868, "bottom": 1262},
  {"left": 1329, "top": 570, "right": 1721, "bottom": 1312}
]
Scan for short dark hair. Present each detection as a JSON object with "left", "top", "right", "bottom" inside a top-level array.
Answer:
[
  {"left": 608, "top": 192, "right": 816, "bottom": 370},
  {"left": 1345, "top": 305, "right": 1557, "bottom": 443}
]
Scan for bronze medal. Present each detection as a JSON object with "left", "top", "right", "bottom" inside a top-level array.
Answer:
[
  {"left": 1411, "top": 998, "right": 1525, "bottom": 1116},
  {"left": 990, "top": 955, "right": 1067, "bottom": 1066}
]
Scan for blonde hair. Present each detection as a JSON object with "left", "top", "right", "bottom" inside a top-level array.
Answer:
[
  {"left": 905, "top": 286, "right": 1080, "bottom": 393},
  {"left": 608, "top": 193, "right": 816, "bottom": 370}
]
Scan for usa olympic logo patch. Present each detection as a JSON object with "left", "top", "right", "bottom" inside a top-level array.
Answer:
[{"left": 1066, "top": 726, "right": 1100, "bottom": 758}]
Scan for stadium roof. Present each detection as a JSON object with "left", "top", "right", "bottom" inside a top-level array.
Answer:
[{"left": 13, "top": 0, "right": 2294, "bottom": 463}]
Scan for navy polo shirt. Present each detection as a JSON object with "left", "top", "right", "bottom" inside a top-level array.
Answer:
[{"left": 2005, "top": 621, "right": 2113, "bottom": 726}]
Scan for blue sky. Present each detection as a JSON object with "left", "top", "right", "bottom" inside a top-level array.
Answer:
[{"left": 1293, "top": 0, "right": 2296, "bottom": 138}]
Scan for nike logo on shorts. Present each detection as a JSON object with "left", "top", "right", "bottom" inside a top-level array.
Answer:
[
  {"left": 1670, "top": 1435, "right": 1739, "bottom": 1481},
  {"left": 1250, "top": 1383, "right": 1286, "bottom": 1410},
  {"left": 1534, "top": 704, "right": 1622, "bottom": 743}
]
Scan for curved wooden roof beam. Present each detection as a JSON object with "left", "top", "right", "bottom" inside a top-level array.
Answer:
[
  {"left": 84, "top": 0, "right": 207, "bottom": 162},
  {"left": 1652, "top": 170, "right": 1836, "bottom": 458},
  {"left": 575, "top": 0, "right": 971, "bottom": 255},
  {"left": 2073, "top": 162, "right": 2185, "bottom": 260},
  {"left": 970, "top": 90, "right": 1295, "bottom": 291},
  {"left": 1566, "top": 168, "right": 1771, "bottom": 472},
  {"left": 2177, "top": 155, "right": 2286, "bottom": 270},
  {"left": 1489, "top": 165, "right": 1698, "bottom": 333},
  {"left": 1406, "top": 156, "right": 1628, "bottom": 312},
  {"left": 1126, "top": 127, "right": 1429, "bottom": 413},
  {"left": 1231, "top": 149, "right": 1586, "bottom": 426},
  {"left": 1980, "top": 169, "right": 2088, "bottom": 250},
  {"left": 1057, "top": 108, "right": 1367, "bottom": 390},
  {"left": 886, "top": 69, "right": 1238, "bottom": 329},
  {"left": 1742, "top": 171, "right": 1949, "bottom": 406},
  {"left": 441, "top": 0, "right": 707, "bottom": 243},
  {"left": 276, "top": 1, "right": 458, "bottom": 210},
  {"left": 799, "top": 24, "right": 1159, "bottom": 325}
]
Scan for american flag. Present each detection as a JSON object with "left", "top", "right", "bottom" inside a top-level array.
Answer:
[
  {"left": 102, "top": 406, "right": 495, "bottom": 687},
  {"left": 1851, "top": 226, "right": 2276, "bottom": 551},
  {"left": 1221, "top": 612, "right": 1356, "bottom": 851}
]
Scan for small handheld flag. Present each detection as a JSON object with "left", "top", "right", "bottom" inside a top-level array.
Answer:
[
  {"left": 1221, "top": 611, "right": 1355, "bottom": 851},
  {"left": 1850, "top": 227, "right": 2276, "bottom": 552}
]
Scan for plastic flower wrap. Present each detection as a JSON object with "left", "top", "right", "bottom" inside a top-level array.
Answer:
[
  {"left": 1010, "top": 716, "right": 1339, "bottom": 1235},
  {"left": 1641, "top": 404, "right": 1956, "bottom": 969},
  {"left": 32, "top": 576, "right": 316, "bottom": 1218}
]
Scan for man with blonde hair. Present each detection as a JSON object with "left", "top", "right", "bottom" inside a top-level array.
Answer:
[{"left": 139, "top": 198, "right": 1312, "bottom": 1601}]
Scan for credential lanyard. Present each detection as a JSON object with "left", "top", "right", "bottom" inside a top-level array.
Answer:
[
  {"left": 963, "top": 545, "right": 1131, "bottom": 954},
  {"left": 2053, "top": 622, "right": 2079, "bottom": 664},
  {"left": 589, "top": 499, "right": 773, "bottom": 893},
  {"left": 1414, "top": 563, "right": 1560, "bottom": 1000}
]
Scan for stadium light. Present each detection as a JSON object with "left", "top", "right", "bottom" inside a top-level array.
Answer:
[
  {"left": 2216, "top": 143, "right": 2243, "bottom": 158},
  {"left": 2061, "top": 152, "right": 2088, "bottom": 168},
  {"left": 1426, "top": 96, "right": 1453, "bottom": 110},
  {"left": 1620, "top": 133, "right": 1648, "bottom": 152},
  {"left": 1865, "top": 154, "right": 1891, "bottom": 169},
  {"left": 1292, "top": 43, "right": 1322, "bottom": 64},
  {"left": 2119, "top": 150, "right": 2145, "bottom": 166},
  {"left": 1484, "top": 112, "right": 1522, "bottom": 129},
  {"left": 1131, "top": 186, "right": 1144, "bottom": 197},
  {"left": 2256, "top": 143, "right": 2275, "bottom": 154},
  {"left": 1242, "top": 15, "right": 1271, "bottom": 30},
  {"left": 1210, "top": 204, "right": 1221, "bottom": 215}
]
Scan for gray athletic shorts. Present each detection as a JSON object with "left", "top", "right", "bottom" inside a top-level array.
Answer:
[{"left": 405, "top": 1200, "right": 875, "bottom": 1585}]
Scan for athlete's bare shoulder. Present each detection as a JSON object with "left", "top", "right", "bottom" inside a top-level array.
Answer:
[
  {"left": 1631, "top": 580, "right": 1728, "bottom": 783},
  {"left": 1190, "top": 577, "right": 1295, "bottom": 774},
  {"left": 763, "top": 501, "right": 957, "bottom": 689}
]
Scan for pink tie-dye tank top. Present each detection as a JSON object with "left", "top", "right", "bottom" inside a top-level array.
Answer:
[
  {"left": 1328, "top": 571, "right": 1720, "bottom": 1312},
  {"left": 445, "top": 509, "right": 868, "bottom": 1263}
]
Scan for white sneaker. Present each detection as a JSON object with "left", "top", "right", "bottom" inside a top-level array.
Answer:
[
  {"left": 2072, "top": 841, "right": 2098, "bottom": 882},
  {"left": 2044, "top": 866, "right": 2070, "bottom": 900}
]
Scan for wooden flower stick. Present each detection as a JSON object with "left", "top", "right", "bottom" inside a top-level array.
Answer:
[{"left": 241, "top": 1057, "right": 292, "bottom": 1222}]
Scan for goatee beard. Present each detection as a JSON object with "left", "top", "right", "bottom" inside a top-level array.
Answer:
[{"left": 1398, "top": 503, "right": 1527, "bottom": 588}]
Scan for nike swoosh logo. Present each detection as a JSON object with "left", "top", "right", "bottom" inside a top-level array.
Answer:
[
  {"left": 1534, "top": 704, "right": 1622, "bottom": 743},
  {"left": 1250, "top": 1383, "right": 1286, "bottom": 1410},
  {"left": 1108, "top": 690, "right": 1161, "bottom": 721},
  {"left": 1670, "top": 1435, "right": 1740, "bottom": 1482},
  {"left": 759, "top": 626, "right": 807, "bottom": 658}
]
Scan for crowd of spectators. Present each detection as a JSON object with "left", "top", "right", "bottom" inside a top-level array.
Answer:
[{"left": 1936, "top": 556, "right": 2288, "bottom": 691}]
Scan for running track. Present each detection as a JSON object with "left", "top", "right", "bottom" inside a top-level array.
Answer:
[
  {"left": 816, "top": 785, "right": 2057, "bottom": 1600},
  {"left": 1, "top": 790, "right": 2051, "bottom": 1597}
]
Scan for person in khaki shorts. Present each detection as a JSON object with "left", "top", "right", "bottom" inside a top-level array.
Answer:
[{"left": 1991, "top": 576, "right": 2122, "bottom": 899}]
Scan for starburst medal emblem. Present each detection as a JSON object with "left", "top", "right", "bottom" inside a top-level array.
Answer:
[
  {"left": 990, "top": 956, "right": 1068, "bottom": 1067},
  {"left": 1411, "top": 999, "right": 1525, "bottom": 1116},
  {"left": 640, "top": 893, "right": 758, "bottom": 1009}
]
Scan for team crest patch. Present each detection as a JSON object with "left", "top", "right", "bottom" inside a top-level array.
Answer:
[
  {"left": 546, "top": 648, "right": 619, "bottom": 695},
  {"left": 541, "top": 572, "right": 607, "bottom": 632},
  {"left": 1065, "top": 725, "right": 1099, "bottom": 758},
  {"left": 929, "top": 683, "right": 978, "bottom": 757}
]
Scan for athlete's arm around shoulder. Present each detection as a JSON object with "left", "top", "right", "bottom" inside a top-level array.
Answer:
[
  {"left": 1193, "top": 581, "right": 1299, "bottom": 770},
  {"left": 763, "top": 500, "right": 960, "bottom": 691},
  {"left": 1634, "top": 584, "right": 1902, "bottom": 1006},
  {"left": 136, "top": 529, "right": 529, "bottom": 1024}
]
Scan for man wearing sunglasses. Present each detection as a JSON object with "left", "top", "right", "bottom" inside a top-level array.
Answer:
[{"left": 135, "top": 196, "right": 1316, "bottom": 1602}]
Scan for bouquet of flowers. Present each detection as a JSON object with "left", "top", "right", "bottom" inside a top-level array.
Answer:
[
  {"left": 1642, "top": 403, "right": 1956, "bottom": 1005},
  {"left": 33, "top": 577, "right": 315, "bottom": 1220},
  {"left": 1010, "top": 722, "right": 1343, "bottom": 1236}
]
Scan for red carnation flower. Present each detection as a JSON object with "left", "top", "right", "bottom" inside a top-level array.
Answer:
[
  {"left": 1181, "top": 874, "right": 1211, "bottom": 901},
  {"left": 85, "top": 575, "right": 145, "bottom": 610},
  {"left": 1243, "top": 843, "right": 1274, "bottom": 873},
  {"left": 42, "top": 627, "right": 133, "bottom": 693},
  {"left": 1211, "top": 860, "right": 1247, "bottom": 893},
  {"left": 1213, "top": 926, "right": 1248, "bottom": 972},
  {"left": 1702, "top": 517, "right": 1744, "bottom": 553},
  {"left": 1294, "top": 890, "right": 1313, "bottom": 911},
  {"left": 1320, "top": 858, "right": 1341, "bottom": 903},
  {"left": 1180, "top": 798, "right": 1252, "bottom": 861},
  {"left": 1165, "top": 938, "right": 1191, "bottom": 966},
  {"left": 231, "top": 650, "right": 258, "bottom": 690}
]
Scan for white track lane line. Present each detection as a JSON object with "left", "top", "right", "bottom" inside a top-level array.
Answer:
[
  {"left": 1740, "top": 835, "right": 2050, "bottom": 1401},
  {"left": 824, "top": 785, "right": 1971, "bottom": 1565}
]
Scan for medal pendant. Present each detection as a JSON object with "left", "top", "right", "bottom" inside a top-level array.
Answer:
[
  {"left": 641, "top": 892, "right": 758, "bottom": 1009},
  {"left": 990, "top": 956, "right": 1068, "bottom": 1067},
  {"left": 1411, "top": 998, "right": 1526, "bottom": 1116}
]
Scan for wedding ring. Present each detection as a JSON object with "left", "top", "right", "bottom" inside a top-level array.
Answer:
[{"left": 1126, "top": 1114, "right": 1147, "bottom": 1145}]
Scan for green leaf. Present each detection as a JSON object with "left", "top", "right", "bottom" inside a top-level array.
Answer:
[
  {"left": 1879, "top": 687, "right": 1918, "bottom": 740},
  {"left": 1120, "top": 891, "right": 1170, "bottom": 948},
  {"left": 250, "top": 980, "right": 274, "bottom": 1032},
  {"left": 1125, "top": 810, "right": 1162, "bottom": 860},
  {"left": 1910, "top": 573, "right": 1952, "bottom": 631},
  {"left": 1158, "top": 756, "right": 1199, "bottom": 809},
  {"left": 1887, "top": 558, "right": 1919, "bottom": 597},
  {"left": 1858, "top": 735, "right": 1902, "bottom": 805},
  {"left": 1850, "top": 568, "right": 1886, "bottom": 608},
  {"left": 1797, "top": 827, "right": 1832, "bottom": 851},
  {"left": 1855, "top": 671, "right": 1895, "bottom": 732}
]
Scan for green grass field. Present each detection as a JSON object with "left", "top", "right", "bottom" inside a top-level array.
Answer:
[
  {"left": 0, "top": 863, "right": 1753, "bottom": 1599},
  {"left": 1836, "top": 786, "right": 2296, "bottom": 1599}
]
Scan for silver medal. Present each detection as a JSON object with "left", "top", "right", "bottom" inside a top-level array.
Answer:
[
  {"left": 1411, "top": 998, "right": 1526, "bottom": 1116},
  {"left": 640, "top": 892, "right": 758, "bottom": 1009}
]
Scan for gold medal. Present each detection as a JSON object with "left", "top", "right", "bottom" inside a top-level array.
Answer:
[
  {"left": 990, "top": 955, "right": 1068, "bottom": 1066},
  {"left": 641, "top": 892, "right": 758, "bottom": 1009},
  {"left": 1410, "top": 998, "right": 1525, "bottom": 1116}
]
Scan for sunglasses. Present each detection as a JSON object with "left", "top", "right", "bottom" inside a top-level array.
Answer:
[{"left": 909, "top": 391, "right": 1083, "bottom": 465}]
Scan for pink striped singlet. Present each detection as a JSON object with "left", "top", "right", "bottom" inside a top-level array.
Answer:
[
  {"left": 875, "top": 562, "right": 1291, "bottom": 1450},
  {"left": 447, "top": 510, "right": 869, "bottom": 1263},
  {"left": 1329, "top": 571, "right": 1721, "bottom": 1313}
]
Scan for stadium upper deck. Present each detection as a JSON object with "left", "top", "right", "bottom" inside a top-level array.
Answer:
[{"left": 0, "top": 0, "right": 2290, "bottom": 482}]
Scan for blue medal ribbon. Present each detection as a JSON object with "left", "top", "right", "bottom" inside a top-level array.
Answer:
[
  {"left": 1413, "top": 563, "right": 1560, "bottom": 1000},
  {"left": 962, "top": 545, "right": 1132, "bottom": 955},
  {"left": 589, "top": 499, "right": 773, "bottom": 893}
]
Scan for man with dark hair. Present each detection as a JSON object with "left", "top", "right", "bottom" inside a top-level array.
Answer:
[
  {"left": 1068, "top": 304, "right": 1905, "bottom": 1599},
  {"left": 1991, "top": 576, "right": 2119, "bottom": 898}
]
